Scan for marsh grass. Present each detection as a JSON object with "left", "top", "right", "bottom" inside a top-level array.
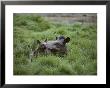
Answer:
[{"left": 13, "top": 14, "right": 97, "bottom": 75}]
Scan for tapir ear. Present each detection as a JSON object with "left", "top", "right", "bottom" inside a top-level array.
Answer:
[
  {"left": 37, "top": 40, "right": 41, "bottom": 44},
  {"left": 56, "top": 37, "right": 58, "bottom": 40},
  {"left": 64, "top": 37, "right": 70, "bottom": 43}
]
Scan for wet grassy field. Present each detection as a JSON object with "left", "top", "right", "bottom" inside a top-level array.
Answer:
[{"left": 13, "top": 14, "right": 97, "bottom": 75}]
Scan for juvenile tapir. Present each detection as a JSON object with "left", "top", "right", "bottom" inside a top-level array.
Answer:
[{"left": 29, "top": 36, "right": 70, "bottom": 61}]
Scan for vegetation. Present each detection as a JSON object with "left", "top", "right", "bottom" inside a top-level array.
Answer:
[{"left": 13, "top": 14, "right": 97, "bottom": 75}]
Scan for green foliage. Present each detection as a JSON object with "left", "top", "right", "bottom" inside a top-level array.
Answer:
[
  {"left": 13, "top": 14, "right": 97, "bottom": 75},
  {"left": 14, "top": 14, "right": 51, "bottom": 32}
]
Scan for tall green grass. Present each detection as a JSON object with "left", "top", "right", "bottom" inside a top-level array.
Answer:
[{"left": 13, "top": 14, "right": 97, "bottom": 75}]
